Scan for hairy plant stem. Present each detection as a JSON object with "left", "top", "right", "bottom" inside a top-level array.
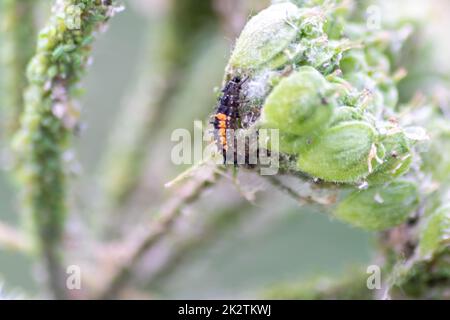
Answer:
[{"left": 12, "top": 0, "right": 118, "bottom": 299}]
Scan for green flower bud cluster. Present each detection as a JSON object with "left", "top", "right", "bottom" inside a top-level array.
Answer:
[
  {"left": 12, "top": 0, "right": 119, "bottom": 251},
  {"left": 387, "top": 203, "right": 450, "bottom": 298},
  {"left": 225, "top": 1, "right": 425, "bottom": 230},
  {"left": 228, "top": 2, "right": 350, "bottom": 74}
]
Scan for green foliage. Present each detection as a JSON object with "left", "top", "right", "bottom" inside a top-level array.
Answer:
[
  {"left": 229, "top": 2, "right": 302, "bottom": 70},
  {"left": 261, "top": 66, "right": 335, "bottom": 136},
  {"left": 334, "top": 181, "right": 419, "bottom": 231},
  {"left": 419, "top": 205, "right": 450, "bottom": 260},
  {"left": 226, "top": 1, "right": 419, "bottom": 188},
  {"left": 297, "top": 121, "right": 381, "bottom": 183},
  {"left": 229, "top": 2, "right": 350, "bottom": 74},
  {"left": 14, "top": 0, "right": 116, "bottom": 246},
  {"left": 367, "top": 131, "right": 412, "bottom": 185},
  {"left": 223, "top": 1, "right": 424, "bottom": 234},
  {"left": 389, "top": 205, "right": 450, "bottom": 299}
]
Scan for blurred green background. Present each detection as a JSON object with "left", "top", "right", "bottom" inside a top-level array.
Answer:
[{"left": 0, "top": 0, "right": 449, "bottom": 298}]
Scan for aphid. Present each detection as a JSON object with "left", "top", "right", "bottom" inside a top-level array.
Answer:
[{"left": 213, "top": 76, "right": 248, "bottom": 164}]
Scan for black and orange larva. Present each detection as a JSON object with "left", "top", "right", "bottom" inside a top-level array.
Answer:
[{"left": 213, "top": 76, "right": 247, "bottom": 164}]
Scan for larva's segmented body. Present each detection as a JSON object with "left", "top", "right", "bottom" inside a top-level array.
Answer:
[{"left": 213, "top": 76, "right": 246, "bottom": 164}]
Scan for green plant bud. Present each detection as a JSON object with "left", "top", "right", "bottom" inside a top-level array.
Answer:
[
  {"left": 297, "top": 121, "right": 382, "bottom": 183},
  {"left": 261, "top": 66, "right": 335, "bottom": 136},
  {"left": 228, "top": 2, "right": 302, "bottom": 70},
  {"left": 418, "top": 205, "right": 450, "bottom": 260},
  {"left": 340, "top": 50, "right": 368, "bottom": 74},
  {"left": 273, "top": 131, "right": 302, "bottom": 155},
  {"left": 27, "top": 54, "right": 49, "bottom": 83},
  {"left": 334, "top": 181, "right": 419, "bottom": 231},
  {"left": 367, "top": 131, "right": 412, "bottom": 185},
  {"left": 270, "top": 131, "right": 318, "bottom": 155},
  {"left": 329, "top": 106, "right": 364, "bottom": 126}
]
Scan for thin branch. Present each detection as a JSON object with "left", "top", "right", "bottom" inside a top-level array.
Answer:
[
  {"left": 144, "top": 200, "right": 251, "bottom": 287},
  {"left": 99, "top": 169, "right": 219, "bottom": 299},
  {"left": 265, "top": 175, "right": 337, "bottom": 206}
]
